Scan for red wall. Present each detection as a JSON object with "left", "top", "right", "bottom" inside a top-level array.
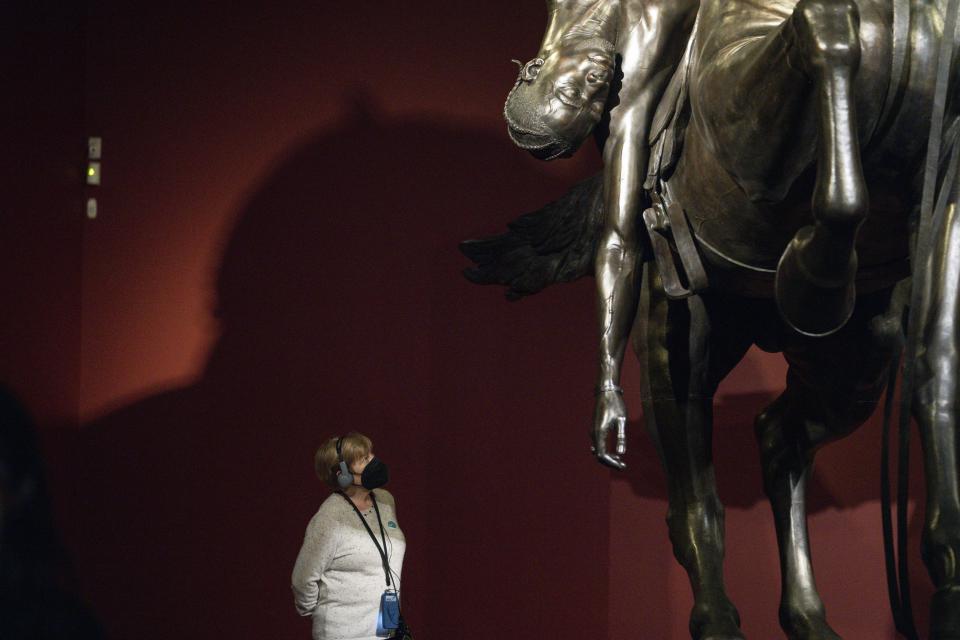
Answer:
[
  {"left": 1, "top": 2, "right": 85, "bottom": 426},
  {"left": 8, "top": 2, "right": 934, "bottom": 639},
  {"left": 58, "top": 2, "right": 610, "bottom": 639}
]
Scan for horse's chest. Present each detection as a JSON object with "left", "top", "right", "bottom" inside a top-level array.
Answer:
[
  {"left": 672, "top": 153, "right": 911, "bottom": 298},
  {"left": 671, "top": 0, "right": 935, "bottom": 294}
]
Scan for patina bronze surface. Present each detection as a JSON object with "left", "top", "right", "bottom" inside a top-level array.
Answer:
[{"left": 462, "top": 0, "right": 960, "bottom": 638}]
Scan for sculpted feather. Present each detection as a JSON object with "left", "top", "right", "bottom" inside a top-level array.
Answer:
[{"left": 459, "top": 173, "right": 605, "bottom": 300}]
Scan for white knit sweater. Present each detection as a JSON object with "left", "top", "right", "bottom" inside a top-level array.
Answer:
[{"left": 292, "top": 490, "right": 406, "bottom": 640}]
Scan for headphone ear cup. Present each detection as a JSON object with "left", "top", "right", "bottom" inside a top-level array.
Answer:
[{"left": 337, "top": 460, "right": 352, "bottom": 488}]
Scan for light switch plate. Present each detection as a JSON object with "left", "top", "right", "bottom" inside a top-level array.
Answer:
[{"left": 88, "top": 136, "right": 102, "bottom": 160}]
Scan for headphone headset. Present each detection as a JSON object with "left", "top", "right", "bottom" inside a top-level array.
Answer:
[{"left": 335, "top": 436, "right": 353, "bottom": 489}]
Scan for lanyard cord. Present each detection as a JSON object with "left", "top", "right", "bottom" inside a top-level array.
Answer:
[{"left": 337, "top": 491, "right": 393, "bottom": 589}]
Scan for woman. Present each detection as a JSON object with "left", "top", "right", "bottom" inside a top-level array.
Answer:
[{"left": 292, "top": 432, "right": 406, "bottom": 640}]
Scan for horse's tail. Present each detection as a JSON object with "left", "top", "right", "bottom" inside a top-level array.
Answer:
[{"left": 459, "top": 173, "right": 605, "bottom": 300}]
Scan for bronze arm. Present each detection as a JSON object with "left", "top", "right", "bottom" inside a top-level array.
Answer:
[{"left": 591, "top": 0, "right": 698, "bottom": 469}]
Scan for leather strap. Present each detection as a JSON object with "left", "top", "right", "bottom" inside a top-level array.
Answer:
[{"left": 338, "top": 491, "right": 394, "bottom": 588}]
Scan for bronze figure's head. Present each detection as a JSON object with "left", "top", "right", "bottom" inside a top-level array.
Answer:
[{"left": 504, "top": 34, "right": 615, "bottom": 160}]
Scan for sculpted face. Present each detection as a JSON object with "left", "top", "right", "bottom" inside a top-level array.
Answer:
[{"left": 504, "top": 36, "right": 615, "bottom": 160}]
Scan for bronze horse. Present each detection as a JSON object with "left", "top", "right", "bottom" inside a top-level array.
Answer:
[{"left": 462, "top": 0, "right": 960, "bottom": 638}]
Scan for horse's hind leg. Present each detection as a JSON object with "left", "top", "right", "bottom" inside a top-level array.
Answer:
[
  {"left": 694, "top": 0, "right": 869, "bottom": 336},
  {"left": 755, "top": 289, "right": 895, "bottom": 640},
  {"left": 635, "top": 265, "right": 753, "bottom": 640}
]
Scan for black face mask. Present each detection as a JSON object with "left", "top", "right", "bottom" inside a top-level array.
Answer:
[{"left": 360, "top": 457, "right": 389, "bottom": 490}]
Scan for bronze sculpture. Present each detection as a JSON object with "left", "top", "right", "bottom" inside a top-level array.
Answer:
[{"left": 462, "top": 0, "right": 960, "bottom": 638}]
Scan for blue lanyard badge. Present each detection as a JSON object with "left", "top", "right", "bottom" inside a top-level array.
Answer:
[{"left": 377, "top": 590, "right": 400, "bottom": 635}]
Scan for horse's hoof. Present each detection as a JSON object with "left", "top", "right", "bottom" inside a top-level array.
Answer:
[
  {"left": 775, "top": 226, "right": 856, "bottom": 337},
  {"left": 930, "top": 585, "right": 960, "bottom": 639}
]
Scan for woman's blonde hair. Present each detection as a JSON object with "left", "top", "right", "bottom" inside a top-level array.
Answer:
[{"left": 314, "top": 432, "right": 373, "bottom": 488}]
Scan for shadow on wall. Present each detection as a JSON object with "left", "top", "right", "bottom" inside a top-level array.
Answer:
[{"left": 47, "top": 101, "right": 618, "bottom": 639}]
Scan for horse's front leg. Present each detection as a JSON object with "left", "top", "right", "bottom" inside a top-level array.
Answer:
[
  {"left": 694, "top": 0, "right": 868, "bottom": 337},
  {"left": 775, "top": 0, "right": 869, "bottom": 338},
  {"left": 913, "top": 185, "right": 960, "bottom": 640},
  {"left": 635, "top": 265, "right": 753, "bottom": 640},
  {"left": 755, "top": 289, "right": 894, "bottom": 640}
]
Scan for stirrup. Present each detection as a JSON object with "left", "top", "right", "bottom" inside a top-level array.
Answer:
[{"left": 642, "top": 200, "right": 708, "bottom": 299}]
